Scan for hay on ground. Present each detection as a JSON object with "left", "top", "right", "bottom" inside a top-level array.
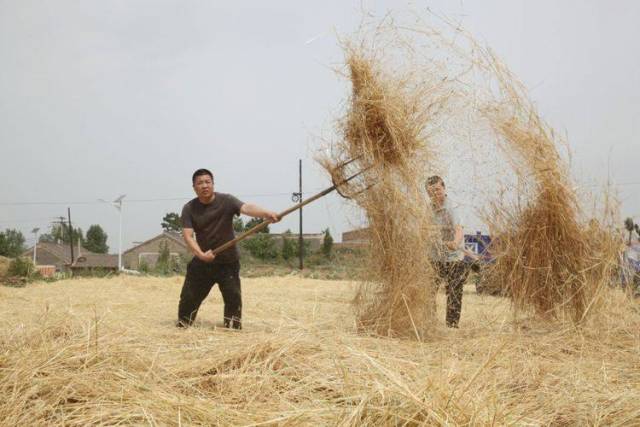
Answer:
[{"left": 1, "top": 276, "right": 639, "bottom": 425}]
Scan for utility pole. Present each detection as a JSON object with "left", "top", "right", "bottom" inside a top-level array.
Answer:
[
  {"left": 31, "top": 227, "right": 39, "bottom": 264},
  {"left": 291, "top": 159, "right": 304, "bottom": 269},
  {"left": 98, "top": 195, "right": 126, "bottom": 271},
  {"left": 67, "top": 207, "right": 74, "bottom": 264},
  {"left": 290, "top": 159, "right": 304, "bottom": 270},
  {"left": 299, "top": 159, "right": 303, "bottom": 270},
  {"left": 115, "top": 195, "right": 125, "bottom": 271}
]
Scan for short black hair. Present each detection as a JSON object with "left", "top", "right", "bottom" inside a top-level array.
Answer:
[
  {"left": 426, "top": 175, "right": 445, "bottom": 188},
  {"left": 192, "top": 168, "right": 214, "bottom": 184}
]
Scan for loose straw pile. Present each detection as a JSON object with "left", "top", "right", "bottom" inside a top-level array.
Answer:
[
  {"left": 320, "top": 45, "right": 453, "bottom": 339},
  {"left": 479, "top": 55, "right": 621, "bottom": 322}
]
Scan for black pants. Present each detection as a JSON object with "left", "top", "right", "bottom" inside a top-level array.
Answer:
[
  {"left": 435, "top": 261, "right": 469, "bottom": 328},
  {"left": 177, "top": 260, "right": 242, "bottom": 329}
]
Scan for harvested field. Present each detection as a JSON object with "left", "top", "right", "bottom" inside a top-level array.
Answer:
[{"left": 1, "top": 276, "right": 639, "bottom": 425}]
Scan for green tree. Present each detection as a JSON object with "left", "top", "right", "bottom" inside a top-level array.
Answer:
[
  {"left": 138, "top": 259, "right": 150, "bottom": 274},
  {"left": 161, "top": 212, "right": 182, "bottom": 232},
  {"left": 38, "top": 233, "right": 56, "bottom": 243},
  {"left": 288, "top": 237, "right": 310, "bottom": 261},
  {"left": 244, "top": 217, "right": 270, "bottom": 233},
  {"left": 625, "top": 217, "right": 635, "bottom": 245},
  {"left": 7, "top": 256, "right": 36, "bottom": 277},
  {"left": 233, "top": 216, "right": 245, "bottom": 233},
  {"left": 241, "top": 234, "right": 278, "bottom": 260},
  {"left": 0, "top": 229, "right": 26, "bottom": 257},
  {"left": 155, "top": 241, "right": 172, "bottom": 275},
  {"left": 50, "top": 223, "right": 83, "bottom": 245},
  {"left": 84, "top": 225, "right": 109, "bottom": 254},
  {"left": 321, "top": 228, "right": 334, "bottom": 258},
  {"left": 281, "top": 230, "right": 296, "bottom": 260}
]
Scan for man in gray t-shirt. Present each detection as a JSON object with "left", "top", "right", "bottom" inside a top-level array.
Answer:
[
  {"left": 177, "top": 168, "right": 280, "bottom": 329},
  {"left": 427, "top": 175, "right": 469, "bottom": 328}
]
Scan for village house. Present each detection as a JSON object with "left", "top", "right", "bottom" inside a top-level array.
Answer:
[
  {"left": 337, "top": 227, "right": 369, "bottom": 249},
  {"left": 22, "top": 242, "right": 119, "bottom": 276},
  {"left": 123, "top": 231, "right": 189, "bottom": 270},
  {"left": 70, "top": 253, "right": 119, "bottom": 276},
  {"left": 22, "top": 242, "right": 96, "bottom": 272},
  {"left": 268, "top": 232, "right": 325, "bottom": 251}
]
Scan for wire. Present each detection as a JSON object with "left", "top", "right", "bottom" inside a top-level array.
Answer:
[{"left": 0, "top": 189, "right": 329, "bottom": 207}]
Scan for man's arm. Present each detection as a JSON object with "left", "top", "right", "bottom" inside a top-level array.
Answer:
[
  {"left": 183, "top": 227, "right": 215, "bottom": 262},
  {"left": 240, "top": 203, "right": 280, "bottom": 222}
]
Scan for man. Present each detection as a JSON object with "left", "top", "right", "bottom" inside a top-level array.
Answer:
[
  {"left": 177, "top": 168, "right": 279, "bottom": 329},
  {"left": 426, "top": 175, "right": 468, "bottom": 328}
]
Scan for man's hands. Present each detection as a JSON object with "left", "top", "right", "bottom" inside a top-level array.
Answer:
[
  {"left": 198, "top": 249, "right": 216, "bottom": 263},
  {"left": 264, "top": 211, "right": 280, "bottom": 223},
  {"left": 184, "top": 228, "right": 217, "bottom": 263}
]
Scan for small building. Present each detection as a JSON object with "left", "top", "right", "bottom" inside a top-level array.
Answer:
[
  {"left": 123, "top": 231, "right": 189, "bottom": 270},
  {"left": 22, "top": 242, "right": 99, "bottom": 272},
  {"left": 70, "top": 253, "right": 119, "bottom": 276},
  {"left": 336, "top": 227, "right": 370, "bottom": 249},
  {"left": 267, "top": 232, "right": 325, "bottom": 251}
]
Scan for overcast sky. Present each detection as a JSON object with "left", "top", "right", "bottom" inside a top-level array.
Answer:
[{"left": 1, "top": 0, "right": 638, "bottom": 253}]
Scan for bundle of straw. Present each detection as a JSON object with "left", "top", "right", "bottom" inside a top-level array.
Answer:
[
  {"left": 481, "top": 57, "right": 619, "bottom": 322},
  {"left": 320, "top": 46, "right": 452, "bottom": 339}
]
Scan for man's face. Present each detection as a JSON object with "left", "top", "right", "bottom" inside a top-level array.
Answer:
[
  {"left": 193, "top": 174, "right": 214, "bottom": 199},
  {"left": 427, "top": 181, "right": 446, "bottom": 206}
]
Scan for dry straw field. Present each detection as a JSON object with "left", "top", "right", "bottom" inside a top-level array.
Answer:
[
  {"left": 3, "top": 16, "right": 638, "bottom": 427},
  {"left": 1, "top": 276, "right": 639, "bottom": 426}
]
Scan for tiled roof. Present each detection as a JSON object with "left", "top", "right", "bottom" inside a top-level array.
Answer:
[
  {"left": 123, "top": 231, "right": 186, "bottom": 255},
  {"left": 22, "top": 243, "right": 98, "bottom": 263},
  {"left": 71, "top": 253, "right": 118, "bottom": 269}
]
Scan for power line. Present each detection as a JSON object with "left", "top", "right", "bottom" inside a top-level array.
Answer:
[
  {"left": 0, "top": 217, "right": 55, "bottom": 225},
  {"left": 0, "top": 190, "right": 329, "bottom": 207}
]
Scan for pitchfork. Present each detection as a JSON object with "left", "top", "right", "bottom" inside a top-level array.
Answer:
[{"left": 211, "top": 157, "right": 373, "bottom": 256}]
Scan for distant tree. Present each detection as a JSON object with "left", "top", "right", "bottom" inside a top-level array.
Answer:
[
  {"left": 233, "top": 216, "right": 244, "bottom": 233},
  {"left": 153, "top": 240, "right": 181, "bottom": 275},
  {"left": 624, "top": 217, "right": 635, "bottom": 245},
  {"left": 38, "top": 233, "right": 56, "bottom": 243},
  {"left": 321, "top": 228, "right": 334, "bottom": 258},
  {"left": 281, "top": 230, "right": 296, "bottom": 260},
  {"left": 244, "top": 217, "right": 269, "bottom": 233},
  {"left": 241, "top": 234, "right": 278, "bottom": 260},
  {"left": 84, "top": 225, "right": 109, "bottom": 254},
  {"left": 155, "top": 241, "right": 171, "bottom": 275},
  {"left": 0, "top": 229, "right": 26, "bottom": 257},
  {"left": 138, "top": 258, "right": 150, "bottom": 274},
  {"left": 7, "top": 256, "right": 35, "bottom": 277},
  {"left": 50, "top": 223, "right": 83, "bottom": 245},
  {"left": 635, "top": 224, "right": 640, "bottom": 239},
  {"left": 161, "top": 212, "right": 182, "bottom": 233}
]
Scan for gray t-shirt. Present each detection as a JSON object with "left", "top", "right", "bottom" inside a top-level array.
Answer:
[
  {"left": 431, "top": 199, "right": 464, "bottom": 262},
  {"left": 181, "top": 192, "right": 244, "bottom": 264}
]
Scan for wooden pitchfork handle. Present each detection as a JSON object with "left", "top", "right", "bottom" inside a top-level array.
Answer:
[{"left": 210, "top": 167, "right": 369, "bottom": 256}]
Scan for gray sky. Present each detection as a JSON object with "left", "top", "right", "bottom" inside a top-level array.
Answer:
[{"left": 1, "top": 0, "right": 638, "bottom": 252}]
